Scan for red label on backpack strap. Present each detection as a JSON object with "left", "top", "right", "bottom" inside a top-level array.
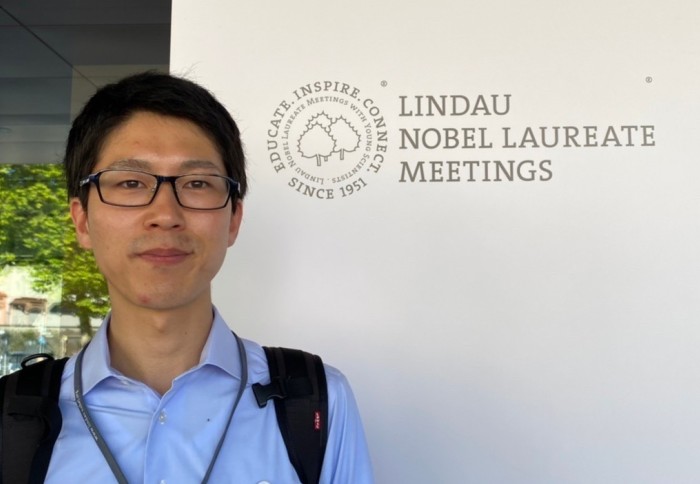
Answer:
[{"left": 314, "top": 410, "right": 321, "bottom": 431}]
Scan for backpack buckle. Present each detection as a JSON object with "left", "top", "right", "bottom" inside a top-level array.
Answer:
[{"left": 252, "top": 378, "right": 287, "bottom": 408}]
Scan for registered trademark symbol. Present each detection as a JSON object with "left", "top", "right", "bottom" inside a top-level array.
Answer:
[
  {"left": 645, "top": 76, "right": 653, "bottom": 83},
  {"left": 381, "top": 80, "right": 388, "bottom": 87}
]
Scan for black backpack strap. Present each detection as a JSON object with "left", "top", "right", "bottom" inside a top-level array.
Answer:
[
  {"left": 252, "top": 347, "right": 328, "bottom": 484},
  {"left": 0, "top": 356, "right": 68, "bottom": 484}
]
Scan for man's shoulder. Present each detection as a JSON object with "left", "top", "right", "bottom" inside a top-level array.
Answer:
[
  {"left": 239, "top": 337, "right": 269, "bottom": 381},
  {"left": 240, "top": 338, "right": 353, "bottom": 407}
]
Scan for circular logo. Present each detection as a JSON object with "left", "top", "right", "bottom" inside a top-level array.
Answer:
[{"left": 266, "top": 81, "right": 388, "bottom": 199}]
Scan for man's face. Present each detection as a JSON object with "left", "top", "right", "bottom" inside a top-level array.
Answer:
[{"left": 70, "top": 111, "right": 243, "bottom": 312}]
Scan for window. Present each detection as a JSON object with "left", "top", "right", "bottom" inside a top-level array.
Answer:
[{"left": 0, "top": 0, "right": 170, "bottom": 373}]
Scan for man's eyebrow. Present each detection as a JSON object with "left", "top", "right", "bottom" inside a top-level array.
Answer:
[
  {"left": 180, "top": 160, "right": 222, "bottom": 171},
  {"left": 108, "top": 158, "right": 151, "bottom": 170},
  {"left": 104, "top": 159, "right": 222, "bottom": 172}
]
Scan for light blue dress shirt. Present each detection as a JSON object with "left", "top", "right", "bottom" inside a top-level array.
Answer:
[{"left": 45, "top": 309, "right": 374, "bottom": 484}]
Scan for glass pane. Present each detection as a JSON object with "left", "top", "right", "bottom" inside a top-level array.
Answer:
[{"left": 0, "top": 164, "right": 108, "bottom": 375}]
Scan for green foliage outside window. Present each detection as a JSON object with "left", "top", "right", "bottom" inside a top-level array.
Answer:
[{"left": 0, "top": 164, "right": 109, "bottom": 336}]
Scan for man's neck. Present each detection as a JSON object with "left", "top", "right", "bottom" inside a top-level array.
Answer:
[{"left": 106, "top": 300, "right": 214, "bottom": 395}]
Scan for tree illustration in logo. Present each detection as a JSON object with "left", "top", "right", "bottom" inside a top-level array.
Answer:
[
  {"left": 297, "top": 111, "right": 361, "bottom": 166},
  {"left": 298, "top": 123, "right": 336, "bottom": 167},
  {"left": 307, "top": 112, "right": 333, "bottom": 130},
  {"left": 328, "top": 116, "right": 360, "bottom": 160}
]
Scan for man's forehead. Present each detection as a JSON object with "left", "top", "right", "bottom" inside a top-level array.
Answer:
[{"left": 91, "top": 111, "right": 226, "bottom": 173}]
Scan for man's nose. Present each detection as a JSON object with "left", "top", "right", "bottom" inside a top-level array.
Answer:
[{"left": 144, "top": 181, "right": 185, "bottom": 227}]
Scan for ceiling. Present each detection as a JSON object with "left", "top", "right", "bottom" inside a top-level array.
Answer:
[{"left": 0, "top": 0, "right": 171, "bottom": 165}]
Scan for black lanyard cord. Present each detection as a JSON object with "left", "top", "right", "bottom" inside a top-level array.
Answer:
[{"left": 74, "top": 332, "right": 249, "bottom": 484}]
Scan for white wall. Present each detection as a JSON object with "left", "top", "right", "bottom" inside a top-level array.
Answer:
[{"left": 171, "top": 1, "right": 700, "bottom": 482}]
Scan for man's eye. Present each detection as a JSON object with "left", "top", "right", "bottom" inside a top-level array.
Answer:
[
  {"left": 118, "top": 179, "right": 146, "bottom": 189},
  {"left": 184, "top": 179, "right": 211, "bottom": 189}
]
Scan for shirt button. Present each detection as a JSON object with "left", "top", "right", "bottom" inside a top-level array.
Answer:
[
  {"left": 158, "top": 410, "right": 167, "bottom": 424},
  {"left": 257, "top": 481, "right": 271, "bottom": 484},
  {"left": 160, "top": 480, "right": 166, "bottom": 484}
]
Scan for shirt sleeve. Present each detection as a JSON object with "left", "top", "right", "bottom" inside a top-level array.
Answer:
[{"left": 320, "top": 364, "right": 375, "bottom": 484}]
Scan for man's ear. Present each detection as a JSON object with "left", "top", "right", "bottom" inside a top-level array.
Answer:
[
  {"left": 228, "top": 200, "right": 244, "bottom": 247},
  {"left": 70, "top": 198, "right": 92, "bottom": 249}
]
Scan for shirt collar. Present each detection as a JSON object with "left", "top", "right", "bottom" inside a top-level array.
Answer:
[
  {"left": 198, "top": 306, "right": 244, "bottom": 379},
  {"left": 79, "top": 306, "right": 244, "bottom": 394}
]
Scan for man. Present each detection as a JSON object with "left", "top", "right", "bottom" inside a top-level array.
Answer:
[{"left": 44, "top": 72, "right": 373, "bottom": 483}]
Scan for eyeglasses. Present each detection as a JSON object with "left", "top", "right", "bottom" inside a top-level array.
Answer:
[{"left": 79, "top": 169, "right": 240, "bottom": 210}]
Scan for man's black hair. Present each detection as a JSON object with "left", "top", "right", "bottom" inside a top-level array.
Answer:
[{"left": 64, "top": 71, "right": 247, "bottom": 208}]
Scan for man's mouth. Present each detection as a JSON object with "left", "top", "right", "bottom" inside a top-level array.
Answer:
[{"left": 137, "top": 247, "right": 192, "bottom": 264}]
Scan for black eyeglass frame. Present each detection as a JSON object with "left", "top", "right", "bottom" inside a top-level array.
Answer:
[{"left": 79, "top": 169, "right": 240, "bottom": 210}]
